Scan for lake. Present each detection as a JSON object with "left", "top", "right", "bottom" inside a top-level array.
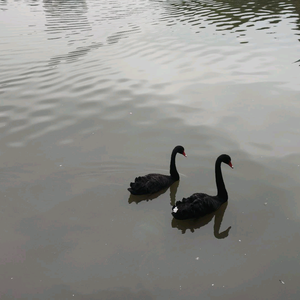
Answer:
[{"left": 1, "top": 0, "right": 300, "bottom": 299}]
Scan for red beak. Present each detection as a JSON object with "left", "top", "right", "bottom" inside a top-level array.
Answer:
[
  {"left": 229, "top": 162, "right": 233, "bottom": 169},
  {"left": 183, "top": 151, "right": 187, "bottom": 157}
]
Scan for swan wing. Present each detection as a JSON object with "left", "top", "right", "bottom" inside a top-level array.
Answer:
[
  {"left": 128, "top": 174, "right": 173, "bottom": 195},
  {"left": 172, "top": 193, "right": 220, "bottom": 220}
]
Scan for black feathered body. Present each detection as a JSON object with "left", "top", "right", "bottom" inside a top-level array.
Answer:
[
  {"left": 172, "top": 193, "right": 226, "bottom": 220},
  {"left": 171, "top": 154, "right": 232, "bottom": 220},
  {"left": 128, "top": 174, "right": 175, "bottom": 195},
  {"left": 128, "top": 145, "right": 186, "bottom": 195}
]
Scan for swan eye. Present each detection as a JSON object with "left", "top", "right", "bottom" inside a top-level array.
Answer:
[{"left": 173, "top": 207, "right": 178, "bottom": 213}]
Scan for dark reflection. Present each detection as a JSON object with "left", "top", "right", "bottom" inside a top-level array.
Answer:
[
  {"left": 169, "top": 180, "right": 179, "bottom": 206},
  {"left": 161, "top": 0, "right": 300, "bottom": 44},
  {"left": 128, "top": 188, "right": 168, "bottom": 204},
  {"left": 128, "top": 180, "right": 179, "bottom": 204},
  {"left": 43, "top": 0, "right": 96, "bottom": 65},
  {"left": 0, "top": 0, "right": 7, "bottom": 10},
  {"left": 171, "top": 202, "right": 231, "bottom": 238},
  {"left": 28, "top": 0, "right": 39, "bottom": 6},
  {"left": 48, "top": 42, "right": 103, "bottom": 66},
  {"left": 293, "top": 0, "right": 300, "bottom": 39},
  {"left": 43, "top": 0, "right": 90, "bottom": 34},
  {"left": 106, "top": 25, "right": 141, "bottom": 45}
]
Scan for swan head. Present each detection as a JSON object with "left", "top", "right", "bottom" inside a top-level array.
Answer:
[
  {"left": 175, "top": 145, "right": 187, "bottom": 157},
  {"left": 220, "top": 154, "right": 233, "bottom": 169}
]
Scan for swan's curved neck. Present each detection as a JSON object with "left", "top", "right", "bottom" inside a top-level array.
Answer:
[
  {"left": 215, "top": 157, "right": 228, "bottom": 201},
  {"left": 170, "top": 149, "right": 179, "bottom": 180}
]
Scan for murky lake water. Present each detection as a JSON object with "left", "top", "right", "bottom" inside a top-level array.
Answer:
[{"left": 1, "top": 0, "right": 300, "bottom": 298}]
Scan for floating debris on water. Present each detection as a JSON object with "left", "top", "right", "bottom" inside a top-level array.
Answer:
[{"left": 279, "top": 280, "right": 285, "bottom": 284}]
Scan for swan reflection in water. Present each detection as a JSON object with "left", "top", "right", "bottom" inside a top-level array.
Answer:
[
  {"left": 171, "top": 201, "right": 231, "bottom": 238},
  {"left": 128, "top": 180, "right": 180, "bottom": 204}
]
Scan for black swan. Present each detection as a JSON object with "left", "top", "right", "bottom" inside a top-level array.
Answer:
[
  {"left": 128, "top": 145, "right": 186, "bottom": 195},
  {"left": 172, "top": 154, "right": 233, "bottom": 220}
]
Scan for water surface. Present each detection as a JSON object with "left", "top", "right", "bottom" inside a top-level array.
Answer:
[{"left": 1, "top": 0, "right": 300, "bottom": 299}]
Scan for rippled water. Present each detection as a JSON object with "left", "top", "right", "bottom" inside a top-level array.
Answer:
[{"left": 1, "top": 0, "right": 300, "bottom": 299}]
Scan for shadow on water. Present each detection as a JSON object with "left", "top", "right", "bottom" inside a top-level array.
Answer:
[
  {"left": 128, "top": 180, "right": 179, "bottom": 204},
  {"left": 171, "top": 201, "right": 231, "bottom": 238}
]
